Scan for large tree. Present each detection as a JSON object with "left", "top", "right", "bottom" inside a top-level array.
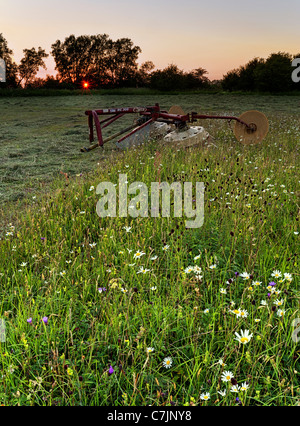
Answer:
[
  {"left": 136, "top": 61, "right": 155, "bottom": 87},
  {"left": 51, "top": 34, "right": 111, "bottom": 85},
  {"left": 150, "top": 64, "right": 186, "bottom": 91},
  {"left": 0, "top": 33, "right": 18, "bottom": 87},
  {"left": 51, "top": 34, "right": 141, "bottom": 87},
  {"left": 18, "top": 47, "right": 48, "bottom": 87},
  {"left": 105, "top": 38, "right": 141, "bottom": 87},
  {"left": 254, "top": 52, "right": 293, "bottom": 92}
]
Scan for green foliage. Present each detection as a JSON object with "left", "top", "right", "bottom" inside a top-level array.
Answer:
[
  {"left": 150, "top": 65, "right": 209, "bottom": 91},
  {"left": 222, "top": 52, "right": 298, "bottom": 93}
]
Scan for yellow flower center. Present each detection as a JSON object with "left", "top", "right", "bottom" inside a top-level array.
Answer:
[{"left": 240, "top": 337, "right": 249, "bottom": 343}]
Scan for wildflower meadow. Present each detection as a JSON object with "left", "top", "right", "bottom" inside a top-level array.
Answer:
[{"left": 0, "top": 95, "right": 299, "bottom": 407}]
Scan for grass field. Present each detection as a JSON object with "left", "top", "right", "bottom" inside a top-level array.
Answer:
[
  {"left": 1, "top": 92, "right": 300, "bottom": 203},
  {"left": 0, "top": 93, "right": 299, "bottom": 406}
]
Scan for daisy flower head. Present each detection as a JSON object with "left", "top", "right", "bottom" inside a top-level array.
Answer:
[
  {"left": 209, "top": 264, "right": 217, "bottom": 270},
  {"left": 230, "top": 385, "right": 240, "bottom": 393},
  {"left": 274, "top": 299, "right": 284, "bottom": 307},
  {"left": 200, "top": 393, "right": 210, "bottom": 401},
  {"left": 218, "top": 390, "right": 227, "bottom": 397},
  {"left": 218, "top": 359, "right": 227, "bottom": 367},
  {"left": 241, "top": 382, "right": 249, "bottom": 392},
  {"left": 235, "top": 329, "right": 253, "bottom": 345},
  {"left": 184, "top": 266, "right": 194, "bottom": 274},
  {"left": 239, "top": 309, "right": 249, "bottom": 319},
  {"left": 134, "top": 250, "right": 146, "bottom": 259},
  {"left": 137, "top": 266, "right": 150, "bottom": 274},
  {"left": 271, "top": 270, "right": 282, "bottom": 279},
  {"left": 123, "top": 226, "right": 132, "bottom": 233},
  {"left": 284, "top": 273, "right": 292, "bottom": 282},
  {"left": 204, "top": 309, "right": 210, "bottom": 314},
  {"left": 240, "top": 272, "right": 251, "bottom": 280},
  {"left": 231, "top": 308, "right": 241, "bottom": 317},
  {"left": 221, "top": 371, "right": 234, "bottom": 382},
  {"left": 194, "top": 254, "right": 201, "bottom": 261},
  {"left": 220, "top": 288, "right": 227, "bottom": 294},
  {"left": 252, "top": 281, "right": 262, "bottom": 287},
  {"left": 277, "top": 309, "right": 286, "bottom": 318},
  {"left": 193, "top": 265, "right": 202, "bottom": 275},
  {"left": 146, "top": 347, "right": 154, "bottom": 354},
  {"left": 163, "top": 357, "right": 173, "bottom": 369},
  {"left": 162, "top": 245, "right": 170, "bottom": 251}
]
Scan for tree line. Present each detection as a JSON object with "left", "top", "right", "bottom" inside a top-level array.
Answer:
[
  {"left": 222, "top": 52, "right": 300, "bottom": 92},
  {"left": 0, "top": 33, "right": 299, "bottom": 92},
  {"left": 0, "top": 33, "right": 209, "bottom": 91}
]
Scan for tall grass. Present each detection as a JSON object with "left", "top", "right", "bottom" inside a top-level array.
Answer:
[{"left": 0, "top": 113, "right": 299, "bottom": 406}]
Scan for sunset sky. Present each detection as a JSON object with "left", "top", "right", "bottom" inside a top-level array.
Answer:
[{"left": 1, "top": 0, "right": 300, "bottom": 80}]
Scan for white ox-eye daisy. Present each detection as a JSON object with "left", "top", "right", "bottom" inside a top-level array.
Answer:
[
  {"left": 162, "top": 357, "right": 173, "bottom": 368},
  {"left": 235, "top": 329, "right": 253, "bottom": 345},
  {"left": 221, "top": 371, "right": 234, "bottom": 382}
]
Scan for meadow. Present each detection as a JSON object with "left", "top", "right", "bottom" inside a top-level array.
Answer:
[{"left": 0, "top": 93, "right": 299, "bottom": 406}]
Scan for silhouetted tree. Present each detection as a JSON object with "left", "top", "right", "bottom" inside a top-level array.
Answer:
[
  {"left": 18, "top": 47, "right": 48, "bottom": 87},
  {"left": 136, "top": 61, "right": 155, "bottom": 87},
  {"left": 150, "top": 64, "right": 186, "bottom": 91},
  {"left": 51, "top": 34, "right": 111, "bottom": 86},
  {"left": 51, "top": 34, "right": 141, "bottom": 87},
  {"left": 254, "top": 52, "right": 293, "bottom": 92},
  {"left": 105, "top": 38, "right": 141, "bottom": 87},
  {"left": 238, "top": 58, "right": 265, "bottom": 91},
  {"left": 184, "top": 67, "right": 210, "bottom": 89},
  {"left": 0, "top": 33, "right": 18, "bottom": 87},
  {"left": 222, "top": 52, "right": 296, "bottom": 93}
]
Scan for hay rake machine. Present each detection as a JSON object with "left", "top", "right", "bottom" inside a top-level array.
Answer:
[{"left": 81, "top": 103, "right": 269, "bottom": 152}]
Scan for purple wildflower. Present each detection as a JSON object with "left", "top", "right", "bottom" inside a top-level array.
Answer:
[
  {"left": 269, "top": 281, "right": 276, "bottom": 287},
  {"left": 42, "top": 316, "right": 48, "bottom": 325},
  {"left": 108, "top": 365, "right": 114, "bottom": 375},
  {"left": 27, "top": 318, "right": 33, "bottom": 325}
]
